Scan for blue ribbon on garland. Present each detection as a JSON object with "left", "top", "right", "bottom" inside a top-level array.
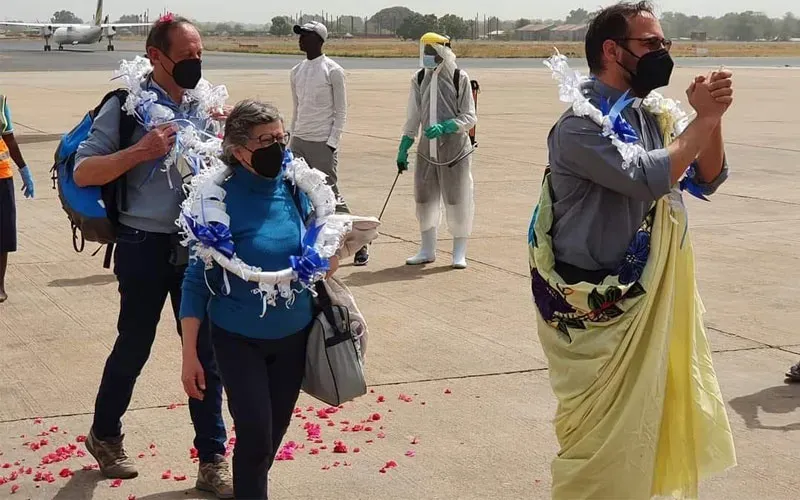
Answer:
[
  {"left": 289, "top": 221, "right": 330, "bottom": 285},
  {"left": 679, "top": 162, "right": 710, "bottom": 202},
  {"left": 600, "top": 90, "right": 639, "bottom": 144},
  {"left": 184, "top": 215, "right": 235, "bottom": 259}
]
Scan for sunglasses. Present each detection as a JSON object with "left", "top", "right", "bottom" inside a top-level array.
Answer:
[{"left": 614, "top": 36, "right": 673, "bottom": 52}]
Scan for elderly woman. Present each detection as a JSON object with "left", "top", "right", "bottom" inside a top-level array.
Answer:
[{"left": 180, "top": 99, "right": 337, "bottom": 499}]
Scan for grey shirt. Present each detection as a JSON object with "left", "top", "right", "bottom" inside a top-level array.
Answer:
[
  {"left": 548, "top": 79, "right": 728, "bottom": 271},
  {"left": 76, "top": 79, "right": 207, "bottom": 234}
]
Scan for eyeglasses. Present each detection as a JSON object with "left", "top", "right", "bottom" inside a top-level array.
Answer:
[
  {"left": 614, "top": 36, "right": 673, "bottom": 52},
  {"left": 249, "top": 132, "right": 290, "bottom": 148}
]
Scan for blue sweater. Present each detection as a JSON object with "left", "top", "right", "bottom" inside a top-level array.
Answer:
[{"left": 180, "top": 166, "right": 314, "bottom": 339}]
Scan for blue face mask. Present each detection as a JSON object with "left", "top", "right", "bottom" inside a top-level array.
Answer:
[{"left": 422, "top": 54, "right": 439, "bottom": 69}]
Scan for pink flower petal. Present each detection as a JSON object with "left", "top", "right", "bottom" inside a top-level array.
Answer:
[
  {"left": 167, "top": 403, "right": 179, "bottom": 410},
  {"left": 377, "top": 432, "right": 386, "bottom": 439},
  {"left": 376, "top": 396, "right": 386, "bottom": 403},
  {"left": 128, "top": 495, "right": 137, "bottom": 500},
  {"left": 33, "top": 418, "right": 43, "bottom": 425},
  {"left": 411, "top": 437, "right": 420, "bottom": 445},
  {"left": 173, "top": 475, "right": 187, "bottom": 481},
  {"left": 385, "top": 460, "right": 398, "bottom": 469},
  {"left": 316, "top": 409, "right": 330, "bottom": 419},
  {"left": 370, "top": 389, "right": 375, "bottom": 394},
  {"left": 370, "top": 413, "right": 382, "bottom": 422},
  {"left": 326, "top": 421, "right": 335, "bottom": 427},
  {"left": 189, "top": 447, "right": 199, "bottom": 459},
  {"left": 310, "top": 448, "right": 320, "bottom": 455},
  {"left": 325, "top": 407, "right": 339, "bottom": 415},
  {"left": 162, "top": 470, "right": 172, "bottom": 480},
  {"left": 333, "top": 441, "right": 348, "bottom": 454},
  {"left": 444, "top": 389, "right": 452, "bottom": 394},
  {"left": 110, "top": 479, "right": 123, "bottom": 488},
  {"left": 398, "top": 394, "right": 413, "bottom": 403},
  {"left": 366, "top": 440, "right": 374, "bottom": 444},
  {"left": 137, "top": 453, "right": 145, "bottom": 459},
  {"left": 59, "top": 468, "right": 73, "bottom": 478},
  {"left": 405, "top": 450, "right": 416, "bottom": 458},
  {"left": 353, "top": 447, "right": 361, "bottom": 453},
  {"left": 11, "top": 484, "right": 20, "bottom": 494},
  {"left": 49, "top": 426, "right": 59, "bottom": 433}
]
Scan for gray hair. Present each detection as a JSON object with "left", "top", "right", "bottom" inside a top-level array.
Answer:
[{"left": 220, "top": 99, "right": 284, "bottom": 166}]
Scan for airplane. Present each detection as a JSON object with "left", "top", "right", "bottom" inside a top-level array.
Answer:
[{"left": 0, "top": 0, "right": 150, "bottom": 52}]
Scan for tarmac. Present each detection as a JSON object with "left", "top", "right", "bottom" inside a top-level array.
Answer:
[{"left": 0, "top": 50, "right": 799, "bottom": 500}]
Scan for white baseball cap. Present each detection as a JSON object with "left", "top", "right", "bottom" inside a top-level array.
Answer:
[{"left": 293, "top": 21, "right": 328, "bottom": 42}]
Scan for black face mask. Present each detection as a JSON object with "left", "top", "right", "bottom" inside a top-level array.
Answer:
[
  {"left": 618, "top": 47, "right": 674, "bottom": 97},
  {"left": 164, "top": 55, "right": 202, "bottom": 89},
  {"left": 248, "top": 142, "right": 285, "bottom": 179}
]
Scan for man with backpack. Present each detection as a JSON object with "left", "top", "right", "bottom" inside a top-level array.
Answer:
[
  {"left": 0, "top": 94, "right": 35, "bottom": 303},
  {"left": 396, "top": 32, "right": 478, "bottom": 269},
  {"left": 72, "top": 15, "right": 233, "bottom": 498}
]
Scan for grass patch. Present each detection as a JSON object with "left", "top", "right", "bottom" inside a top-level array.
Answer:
[{"left": 203, "top": 37, "right": 800, "bottom": 59}]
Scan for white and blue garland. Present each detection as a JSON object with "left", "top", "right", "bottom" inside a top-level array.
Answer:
[
  {"left": 114, "top": 56, "right": 355, "bottom": 316},
  {"left": 545, "top": 50, "right": 711, "bottom": 245}
]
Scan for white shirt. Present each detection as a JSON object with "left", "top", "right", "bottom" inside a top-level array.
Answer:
[{"left": 290, "top": 55, "right": 348, "bottom": 149}]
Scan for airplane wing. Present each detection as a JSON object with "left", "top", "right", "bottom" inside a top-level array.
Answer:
[
  {"left": 100, "top": 23, "right": 152, "bottom": 28},
  {"left": 0, "top": 22, "right": 81, "bottom": 27}
]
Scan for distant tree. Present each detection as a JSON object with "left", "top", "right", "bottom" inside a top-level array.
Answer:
[
  {"left": 269, "top": 16, "right": 291, "bottom": 36},
  {"left": 371, "top": 6, "right": 417, "bottom": 33},
  {"left": 51, "top": 10, "right": 83, "bottom": 24},
  {"left": 514, "top": 18, "right": 532, "bottom": 29},
  {"left": 565, "top": 8, "right": 589, "bottom": 24},
  {"left": 396, "top": 13, "right": 439, "bottom": 40},
  {"left": 115, "top": 14, "right": 141, "bottom": 24},
  {"left": 215, "top": 23, "right": 232, "bottom": 34},
  {"left": 233, "top": 23, "right": 244, "bottom": 34},
  {"left": 439, "top": 14, "right": 469, "bottom": 40}
]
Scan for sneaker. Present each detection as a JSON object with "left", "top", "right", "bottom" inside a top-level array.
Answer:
[
  {"left": 197, "top": 454, "right": 234, "bottom": 499},
  {"left": 85, "top": 430, "right": 138, "bottom": 479},
  {"left": 786, "top": 361, "right": 800, "bottom": 383},
  {"left": 354, "top": 246, "right": 370, "bottom": 266}
]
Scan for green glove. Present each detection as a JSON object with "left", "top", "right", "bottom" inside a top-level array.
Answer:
[
  {"left": 396, "top": 136, "right": 414, "bottom": 173},
  {"left": 424, "top": 119, "right": 460, "bottom": 139}
]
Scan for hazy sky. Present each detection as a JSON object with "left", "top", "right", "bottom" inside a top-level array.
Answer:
[{"left": 3, "top": 0, "right": 796, "bottom": 23}]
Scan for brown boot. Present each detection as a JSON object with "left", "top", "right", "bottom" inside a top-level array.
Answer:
[
  {"left": 196, "top": 454, "right": 234, "bottom": 499},
  {"left": 85, "top": 430, "right": 138, "bottom": 479}
]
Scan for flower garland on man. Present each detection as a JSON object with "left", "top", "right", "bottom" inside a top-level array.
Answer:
[{"left": 528, "top": 2, "right": 736, "bottom": 498}]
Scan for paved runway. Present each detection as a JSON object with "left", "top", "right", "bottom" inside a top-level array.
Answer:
[
  {"left": 1, "top": 49, "right": 800, "bottom": 499},
  {"left": 2, "top": 39, "right": 799, "bottom": 72}
]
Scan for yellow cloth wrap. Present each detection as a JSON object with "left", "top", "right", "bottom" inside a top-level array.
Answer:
[{"left": 529, "top": 170, "right": 736, "bottom": 498}]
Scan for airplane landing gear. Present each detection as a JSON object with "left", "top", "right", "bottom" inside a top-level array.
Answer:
[
  {"left": 58, "top": 44, "right": 64, "bottom": 51},
  {"left": 107, "top": 43, "right": 115, "bottom": 52}
]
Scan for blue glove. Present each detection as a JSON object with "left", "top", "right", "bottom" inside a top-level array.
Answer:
[
  {"left": 19, "top": 166, "right": 35, "bottom": 199},
  {"left": 424, "top": 119, "right": 460, "bottom": 139}
]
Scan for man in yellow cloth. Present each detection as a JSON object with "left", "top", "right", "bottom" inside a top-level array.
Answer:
[{"left": 528, "top": 2, "right": 737, "bottom": 498}]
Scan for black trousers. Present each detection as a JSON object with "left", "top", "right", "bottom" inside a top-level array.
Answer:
[{"left": 211, "top": 323, "right": 309, "bottom": 500}]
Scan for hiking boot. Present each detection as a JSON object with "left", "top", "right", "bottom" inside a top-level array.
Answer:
[
  {"left": 354, "top": 246, "right": 370, "bottom": 266},
  {"left": 786, "top": 361, "right": 800, "bottom": 383},
  {"left": 85, "top": 430, "right": 138, "bottom": 479},
  {"left": 197, "top": 455, "right": 234, "bottom": 499}
]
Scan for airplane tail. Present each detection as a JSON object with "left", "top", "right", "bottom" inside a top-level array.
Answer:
[{"left": 94, "top": 0, "right": 104, "bottom": 26}]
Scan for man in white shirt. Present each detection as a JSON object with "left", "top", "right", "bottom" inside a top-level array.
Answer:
[{"left": 290, "top": 22, "right": 369, "bottom": 266}]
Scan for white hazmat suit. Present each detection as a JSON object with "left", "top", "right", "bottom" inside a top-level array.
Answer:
[{"left": 399, "top": 33, "right": 477, "bottom": 269}]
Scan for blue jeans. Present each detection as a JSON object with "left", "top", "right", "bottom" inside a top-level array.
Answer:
[{"left": 92, "top": 226, "right": 226, "bottom": 463}]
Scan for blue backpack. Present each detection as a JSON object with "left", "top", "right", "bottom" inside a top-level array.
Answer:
[{"left": 51, "top": 89, "right": 137, "bottom": 268}]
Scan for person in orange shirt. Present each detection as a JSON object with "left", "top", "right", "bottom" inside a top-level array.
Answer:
[{"left": 0, "top": 94, "right": 35, "bottom": 303}]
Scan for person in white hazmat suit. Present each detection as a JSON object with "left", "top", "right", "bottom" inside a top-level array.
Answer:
[{"left": 396, "top": 32, "right": 477, "bottom": 269}]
